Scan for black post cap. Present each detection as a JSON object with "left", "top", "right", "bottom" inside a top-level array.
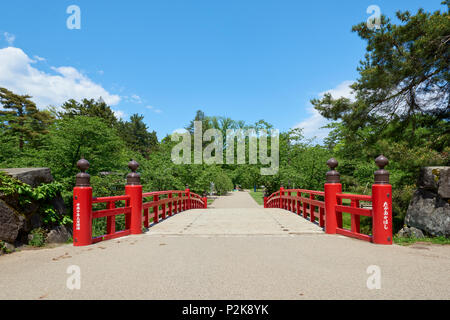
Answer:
[
  {"left": 326, "top": 158, "right": 340, "bottom": 183},
  {"left": 374, "top": 155, "right": 390, "bottom": 184},
  {"left": 76, "top": 158, "right": 91, "bottom": 187},
  {"left": 126, "top": 160, "right": 141, "bottom": 185}
]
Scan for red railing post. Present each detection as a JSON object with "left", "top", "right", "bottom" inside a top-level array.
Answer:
[
  {"left": 351, "top": 199, "right": 360, "bottom": 233},
  {"left": 153, "top": 194, "right": 159, "bottom": 223},
  {"left": 168, "top": 193, "right": 173, "bottom": 216},
  {"left": 202, "top": 191, "right": 208, "bottom": 209},
  {"left": 310, "top": 194, "right": 315, "bottom": 222},
  {"left": 162, "top": 201, "right": 167, "bottom": 220},
  {"left": 372, "top": 156, "right": 393, "bottom": 245},
  {"left": 73, "top": 158, "right": 92, "bottom": 247},
  {"left": 186, "top": 185, "right": 191, "bottom": 210},
  {"left": 125, "top": 160, "right": 143, "bottom": 235},
  {"left": 302, "top": 195, "right": 307, "bottom": 219},
  {"left": 287, "top": 191, "right": 291, "bottom": 211},
  {"left": 106, "top": 201, "right": 116, "bottom": 235},
  {"left": 264, "top": 197, "right": 268, "bottom": 208},
  {"left": 144, "top": 208, "right": 149, "bottom": 228},
  {"left": 324, "top": 158, "right": 341, "bottom": 235},
  {"left": 279, "top": 186, "right": 284, "bottom": 209}
]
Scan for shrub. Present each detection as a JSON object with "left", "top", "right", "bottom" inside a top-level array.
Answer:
[{"left": 28, "top": 228, "right": 47, "bottom": 247}]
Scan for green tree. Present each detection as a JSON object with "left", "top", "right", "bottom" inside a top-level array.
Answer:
[
  {"left": 312, "top": 2, "right": 450, "bottom": 139},
  {"left": 0, "top": 87, "right": 53, "bottom": 150},
  {"left": 59, "top": 98, "right": 118, "bottom": 127},
  {"left": 117, "top": 114, "right": 159, "bottom": 158},
  {"left": 41, "top": 116, "right": 129, "bottom": 179}
]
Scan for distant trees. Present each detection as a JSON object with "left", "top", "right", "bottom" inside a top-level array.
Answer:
[
  {"left": 59, "top": 98, "right": 118, "bottom": 128},
  {"left": 117, "top": 114, "right": 158, "bottom": 158}
]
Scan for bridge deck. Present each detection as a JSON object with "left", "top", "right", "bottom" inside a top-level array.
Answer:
[
  {"left": 0, "top": 191, "right": 449, "bottom": 300},
  {"left": 147, "top": 208, "right": 324, "bottom": 236}
]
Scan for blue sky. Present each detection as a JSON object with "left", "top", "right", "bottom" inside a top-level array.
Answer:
[{"left": 0, "top": 0, "right": 446, "bottom": 141}]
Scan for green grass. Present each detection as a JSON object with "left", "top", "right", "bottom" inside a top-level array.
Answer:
[
  {"left": 207, "top": 198, "right": 215, "bottom": 206},
  {"left": 249, "top": 191, "right": 264, "bottom": 206},
  {"left": 393, "top": 236, "right": 450, "bottom": 245}
]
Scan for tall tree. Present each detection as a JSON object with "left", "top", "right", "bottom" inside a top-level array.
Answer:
[
  {"left": 312, "top": 2, "right": 449, "bottom": 137},
  {"left": 0, "top": 87, "right": 53, "bottom": 150},
  {"left": 59, "top": 98, "right": 118, "bottom": 127},
  {"left": 118, "top": 114, "right": 158, "bottom": 158}
]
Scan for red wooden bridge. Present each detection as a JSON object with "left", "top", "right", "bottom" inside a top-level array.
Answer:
[
  {"left": 72, "top": 156, "right": 393, "bottom": 246},
  {"left": 4, "top": 155, "right": 450, "bottom": 300}
]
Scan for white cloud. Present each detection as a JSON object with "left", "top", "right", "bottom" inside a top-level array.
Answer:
[
  {"left": 131, "top": 94, "right": 142, "bottom": 104},
  {"left": 146, "top": 105, "right": 162, "bottom": 114},
  {"left": 0, "top": 47, "right": 121, "bottom": 108},
  {"left": 33, "top": 55, "right": 46, "bottom": 62},
  {"left": 293, "top": 80, "right": 355, "bottom": 142},
  {"left": 320, "top": 80, "right": 355, "bottom": 100},
  {"left": 3, "top": 32, "right": 15, "bottom": 45},
  {"left": 113, "top": 109, "right": 126, "bottom": 119}
]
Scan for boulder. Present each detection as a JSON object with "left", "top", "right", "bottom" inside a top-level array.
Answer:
[
  {"left": 405, "top": 177, "right": 450, "bottom": 238},
  {"left": 0, "top": 168, "right": 54, "bottom": 188},
  {"left": 438, "top": 168, "right": 450, "bottom": 199},
  {"left": 418, "top": 167, "right": 441, "bottom": 190},
  {"left": 0, "top": 168, "right": 68, "bottom": 245},
  {"left": 0, "top": 199, "right": 25, "bottom": 243},
  {"left": 397, "top": 226, "right": 425, "bottom": 238},
  {"left": 46, "top": 225, "right": 72, "bottom": 244}
]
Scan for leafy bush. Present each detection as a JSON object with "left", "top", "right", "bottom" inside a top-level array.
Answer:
[
  {"left": 28, "top": 228, "right": 46, "bottom": 247},
  {"left": 0, "top": 172, "right": 72, "bottom": 226}
]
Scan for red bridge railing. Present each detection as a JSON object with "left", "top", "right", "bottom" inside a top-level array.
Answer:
[
  {"left": 73, "top": 159, "right": 207, "bottom": 247},
  {"left": 266, "top": 189, "right": 326, "bottom": 228},
  {"left": 264, "top": 156, "right": 392, "bottom": 245}
]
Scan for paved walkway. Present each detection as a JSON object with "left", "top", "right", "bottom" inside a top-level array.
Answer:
[
  {"left": 148, "top": 191, "right": 322, "bottom": 236},
  {"left": 0, "top": 191, "right": 449, "bottom": 300}
]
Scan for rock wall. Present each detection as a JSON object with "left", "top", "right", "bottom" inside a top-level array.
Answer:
[
  {"left": 0, "top": 168, "right": 70, "bottom": 247},
  {"left": 405, "top": 167, "right": 450, "bottom": 237}
]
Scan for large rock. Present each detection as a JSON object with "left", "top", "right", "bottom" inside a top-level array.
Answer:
[
  {"left": 0, "top": 168, "right": 68, "bottom": 245},
  {"left": 418, "top": 167, "right": 450, "bottom": 198},
  {"left": 46, "top": 225, "right": 72, "bottom": 244},
  {"left": 0, "top": 168, "right": 54, "bottom": 188},
  {"left": 0, "top": 199, "right": 25, "bottom": 243},
  {"left": 397, "top": 226, "right": 425, "bottom": 238},
  {"left": 405, "top": 167, "right": 450, "bottom": 238},
  {"left": 438, "top": 168, "right": 450, "bottom": 199}
]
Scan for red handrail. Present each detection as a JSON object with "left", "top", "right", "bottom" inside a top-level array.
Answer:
[
  {"left": 264, "top": 187, "right": 387, "bottom": 244},
  {"left": 73, "top": 188, "right": 207, "bottom": 247},
  {"left": 266, "top": 188, "right": 326, "bottom": 227}
]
